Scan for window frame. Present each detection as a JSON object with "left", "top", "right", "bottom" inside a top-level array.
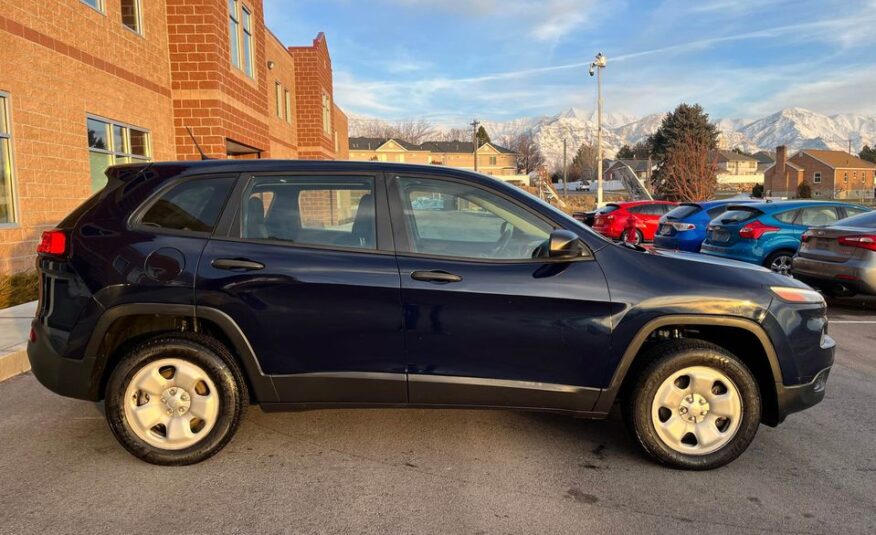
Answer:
[
  {"left": 275, "top": 82, "right": 283, "bottom": 118},
  {"left": 129, "top": 174, "right": 239, "bottom": 238},
  {"left": 80, "top": 0, "right": 105, "bottom": 14},
  {"left": 322, "top": 93, "right": 332, "bottom": 136},
  {"left": 87, "top": 114, "right": 152, "bottom": 191},
  {"left": 813, "top": 171, "right": 821, "bottom": 184},
  {"left": 387, "top": 173, "right": 592, "bottom": 264},
  {"left": 229, "top": 0, "right": 241, "bottom": 70},
  {"left": 240, "top": 4, "right": 254, "bottom": 78},
  {"left": 120, "top": 0, "right": 143, "bottom": 35},
  {"left": 218, "top": 172, "right": 395, "bottom": 255},
  {"left": 0, "top": 92, "right": 20, "bottom": 227},
  {"left": 284, "top": 89, "right": 292, "bottom": 124}
]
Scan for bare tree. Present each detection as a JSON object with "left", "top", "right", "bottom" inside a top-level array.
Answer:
[
  {"left": 653, "top": 133, "right": 717, "bottom": 201},
  {"left": 350, "top": 118, "right": 436, "bottom": 145},
  {"left": 430, "top": 127, "right": 469, "bottom": 142},
  {"left": 510, "top": 132, "right": 544, "bottom": 174}
]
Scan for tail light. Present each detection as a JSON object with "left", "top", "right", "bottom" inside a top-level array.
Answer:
[
  {"left": 801, "top": 230, "right": 814, "bottom": 243},
  {"left": 670, "top": 222, "right": 696, "bottom": 232},
  {"left": 838, "top": 235, "right": 876, "bottom": 251},
  {"left": 37, "top": 229, "right": 67, "bottom": 257},
  {"left": 739, "top": 220, "right": 778, "bottom": 240}
]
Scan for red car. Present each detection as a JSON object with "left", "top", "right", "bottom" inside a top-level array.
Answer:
[{"left": 591, "top": 201, "right": 678, "bottom": 243}]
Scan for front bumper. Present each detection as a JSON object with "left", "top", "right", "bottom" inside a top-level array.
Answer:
[
  {"left": 774, "top": 366, "right": 831, "bottom": 423},
  {"left": 27, "top": 319, "right": 101, "bottom": 401}
]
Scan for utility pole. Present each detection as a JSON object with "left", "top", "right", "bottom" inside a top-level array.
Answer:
[
  {"left": 562, "top": 139, "right": 568, "bottom": 193},
  {"left": 589, "top": 52, "right": 607, "bottom": 206},
  {"left": 470, "top": 119, "right": 480, "bottom": 172},
  {"left": 849, "top": 138, "right": 852, "bottom": 155}
]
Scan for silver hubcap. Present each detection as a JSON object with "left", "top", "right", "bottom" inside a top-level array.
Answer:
[
  {"left": 123, "top": 358, "right": 220, "bottom": 450},
  {"left": 651, "top": 366, "right": 742, "bottom": 455},
  {"left": 770, "top": 255, "right": 792, "bottom": 275}
]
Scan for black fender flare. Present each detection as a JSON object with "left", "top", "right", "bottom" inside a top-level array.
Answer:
[
  {"left": 592, "top": 315, "right": 783, "bottom": 413},
  {"left": 86, "top": 303, "right": 278, "bottom": 403}
]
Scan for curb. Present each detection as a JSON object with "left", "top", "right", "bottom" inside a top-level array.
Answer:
[{"left": 0, "top": 347, "right": 30, "bottom": 382}]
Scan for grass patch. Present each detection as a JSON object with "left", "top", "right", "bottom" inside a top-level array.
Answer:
[{"left": 0, "top": 271, "right": 39, "bottom": 309}]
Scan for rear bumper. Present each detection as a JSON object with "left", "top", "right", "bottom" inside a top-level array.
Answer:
[
  {"left": 27, "top": 319, "right": 101, "bottom": 401},
  {"left": 792, "top": 256, "right": 876, "bottom": 295},
  {"left": 774, "top": 366, "right": 831, "bottom": 423}
]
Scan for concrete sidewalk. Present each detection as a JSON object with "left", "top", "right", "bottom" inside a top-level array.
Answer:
[{"left": 0, "top": 301, "right": 36, "bottom": 381}]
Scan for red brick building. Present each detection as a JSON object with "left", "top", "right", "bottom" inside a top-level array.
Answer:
[
  {"left": 0, "top": 0, "right": 349, "bottom": 273},
  {"left": 764, "top": 145, "right": 876, "bottom": 199}
]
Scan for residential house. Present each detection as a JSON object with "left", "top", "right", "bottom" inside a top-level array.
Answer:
[
  {"left": 349, "top": 138, "right": 518, "bottom": 176},
  {"left": 711, "top": 150, "right": 763, "bottom": 189},
  {"left": 0, "top": 0, "right": 349, "bottom": 273},
  {"left": 764, "top": 145, "right": 876, "bottom": 199},
  {"left": 752, "top": 151, "right": 776, "bottom": 174}
]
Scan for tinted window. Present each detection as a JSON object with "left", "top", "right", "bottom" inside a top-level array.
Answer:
[
  {"left": 598, "top": 205, "right": 619, "bottom": 215},
  {"left": 396, "top": 177, "right": 552, "bottom": 260},
  {"left": 844, "top": 206, "right": 871, "bottom": 218},
  {"left": 241, "top": 177, "right": 375, "bottom": 250},
  {"left": 718, "top": 208, "right": 762, "bottom": 224},
  {"left": 838, "top": 210, "right": 876, "bottom": 228},
  {"left": 140, "top": 177, "right": 233, "bottom": 233},
  {"left": 773, "top": 210, "right": 798, "bottom": 224},
  {"left": 706, "top": 205, "right": 732, "bottom": 219},
  {"left": 665, "top": 204, "right": 701, "bottom": 220},
  {"left": 800, "top": 206, "right": 839, "bottom": 227}
]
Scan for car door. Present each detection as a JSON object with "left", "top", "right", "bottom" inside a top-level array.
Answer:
[
  {"left": 388, "top": 173, "right": 612, "bottom": 412},
  {"left": 197, "top": 171, "right": 407, "bottom": 404}
]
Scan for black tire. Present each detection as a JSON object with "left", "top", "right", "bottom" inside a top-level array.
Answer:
[
  {"left": 764, "top": 250, "right": 795, "bottom": 275},
  {"left": 623, "top": 340, "right": 761, "bottom": 470},
  {"left": 105, "top": 332, "right": 248, "bottom": 465}
]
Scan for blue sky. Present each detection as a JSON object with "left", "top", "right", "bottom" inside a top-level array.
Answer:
[{"left": 265, "top": 0, "right": 876, "bottom": 125}]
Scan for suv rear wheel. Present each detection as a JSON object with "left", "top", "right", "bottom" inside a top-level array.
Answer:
[
  {"left": 624, "top": 340, "right": 761, "bottom": 470},
  {"left": 105, "top": 333, "right": 247, "bottom": 465}
]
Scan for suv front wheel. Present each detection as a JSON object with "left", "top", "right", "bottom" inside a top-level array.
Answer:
[
  {"left": 105, "top": 333, "right": 248, "bottom": 465},
  {"left": 624, "top": 340, "right": 761, "bottom": 470}
]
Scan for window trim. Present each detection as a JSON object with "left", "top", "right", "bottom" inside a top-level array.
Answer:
[
  {"left": 284, "top": 90, "right": 292, "bottom": 124},
  {"left": 87, "top": 114, "right": 152, "bottom": 159},
  {"left": 229, "top": 0, "right": 241, "bottom": 70},
  {"left": 274, "top": 82, "right": 283, "bottom": 118},
  {"left": 387, "top": 172, "right": 593, "bottom": 265},
  {"left": 0, "top": 92, "right": 20, "bottom": 228},
  {"left": 80, "top": 0, "right": 105, "bottom": 14},
  {"left": 120, "top": 0, "right": 144, "bottom": 36},
  {"left": 813, "top": 171, "right": 821, "bottom": 183},
  {"left": 240, "top": 4, "right": 255, "bottom": 79}
]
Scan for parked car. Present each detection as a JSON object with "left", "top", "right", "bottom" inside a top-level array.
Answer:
[
  {"left": 654, "top": 200, "right": 755, "bottom": 252},
  {"left": 29, "top": 160, "right": 832, "bottom": 470},
  {"left": 700, "top": 201, "right": 871, "bottom": 274},
  {"left": 792, "top": 210, "right": 876, "bottom": 297},
  {"left": 591, "top": 201, "right": 678, "bottom": 243}
]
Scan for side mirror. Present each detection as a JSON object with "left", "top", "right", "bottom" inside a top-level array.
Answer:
[{"left": 548, "top": 229, "right": 585, "bottom": 259}]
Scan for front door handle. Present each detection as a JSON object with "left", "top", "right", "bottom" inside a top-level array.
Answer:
[
  {"left": 211, "top": 258, "right": 265, "bottom": 271},
  {"left": 410, "top": 270, "right": 462, "bottom": 283}
]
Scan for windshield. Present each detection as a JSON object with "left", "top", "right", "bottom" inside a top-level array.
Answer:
[
  {"left": 717, "top": 207, "right": 762, "bottom": 224},
  {"left": 665, "top": 204, "right": 701, "bottom": 220},
  {"left": 598, "top": 204, "right": 620, "bottom": 215},
  {"left": 837, "top": 210, "right": 876, "bottom": 228}
]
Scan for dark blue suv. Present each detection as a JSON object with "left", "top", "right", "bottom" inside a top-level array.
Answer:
[{"left": 28, "top": 160, "right": 834, "bottom": 469}]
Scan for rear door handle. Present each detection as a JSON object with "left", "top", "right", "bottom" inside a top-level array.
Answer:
[
  {"left": 211, "top": 258, "right": 265, "bottom": 271},
  {"left": 410, "top": 270, "right": 462, "bottom": 283}
]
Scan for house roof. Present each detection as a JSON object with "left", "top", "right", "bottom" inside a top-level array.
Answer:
[
  {"left": 799, "top": 150, "right": 876, "bottom": 169},
  {"left": 616, "top": 159, "right": 653, "bottom": 173},
  {"left": 713, "top": 149, "right": 758, "bottom": 163},
  {"left": 419, "top": 141, "right": 515, "bottom": 154},
  {"left": 348, "top": 137, "right": 424, "bottom": 151},
  {"left": 752, "top": 150, "right": 776, "bottom": 164}
]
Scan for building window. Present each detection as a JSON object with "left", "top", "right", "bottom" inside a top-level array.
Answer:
[
  {"left": 275, "top": 82, "right": 283, "bottom": 118},
  {"left": 87, "top": 116, "right": 151, "bottom": 191},
  {"left": 489, "top": 156, "right": 497, "bottom": 166},
  {"left": 241, "top": 5, "right": 254, "bottom": 78},
  {"left": 81, "top": 0, "right": 104, "bottom": 13},
  {"left": 844, "top": 172, "right": 849, "bottom": 183},
  {"left": 322, "top": 93, "right": 332, "bottom": 135},
  {"left": 0, "top": 94, "right": 17, "bottom": 225},
  {"left": 121, "top": 0, "right": 142, "bottom": 34},
  {"left": 229, "top": 0, "right": 241, "bottom": 70},
  {"left": 284, "top": 90, "right": 292, "bottom": 124},
  {"left": 813, "top": 172, "right": 821, "bottom": 183}
]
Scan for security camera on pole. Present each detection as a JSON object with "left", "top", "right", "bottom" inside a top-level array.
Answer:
[{"left": 589, "top": 52, "right": 607, "bottom": 207}]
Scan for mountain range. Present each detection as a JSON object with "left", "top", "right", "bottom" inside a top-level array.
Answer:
[{"left": 349, "top": 107, "right": 876, "bottom": 171}]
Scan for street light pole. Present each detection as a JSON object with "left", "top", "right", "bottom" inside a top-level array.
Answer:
[
  {"left": 589, "top": 52, "right": 607, "bottom": 206},
  {"left": 470, "top": 119, "right": 480, "bottom": 172}
]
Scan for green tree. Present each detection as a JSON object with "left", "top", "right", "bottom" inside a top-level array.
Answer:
[
  {"left": 797, "top": 181, "right": 812, "bottom": 199},
  {"left": 616, "top": 144, "right": 635, "bottom": 159},
  {"left": 752, "top": 183, "right": 764, "bottom": 198},
  {"left": 649, "top": 103, "right": 719, "bottom": 162},
  {"left": 859, "top": 145, "right": 876, "bottom": 164},
  {"left": 569, "top": 143, "right": 598, "bottom": 181},
  {"left": 617, "top": 141, "right": 651, "bottom": 159},
  {"left": 476, "top": 125, "right": 491, "bottom": 148}
]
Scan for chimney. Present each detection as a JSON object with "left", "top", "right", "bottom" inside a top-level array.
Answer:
[{"left": 776, "top": 145, "right": 786, "bottom": 175}]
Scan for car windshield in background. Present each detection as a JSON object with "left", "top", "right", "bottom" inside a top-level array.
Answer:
[
  {"left": 598, "top": 205, "right": 620, "bottom": 214},
  {"left": 718, "top": 207, "right": 761, "bottom": 224},
  {"left": 838, "top": 210, "right": 876, "bottom": 228},
  {"left": 665, "top": 204, "right": 701, "bottom": 220}
]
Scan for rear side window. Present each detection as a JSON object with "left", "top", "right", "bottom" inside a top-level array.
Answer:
[
  {"left": 706, "top": 205, "right": 732, "bottom": 219},
  {"left": 140, "top": 177, "right": 234, "bottom": 233},
  {"left": 800, "top": 206, "right": 839, "bottom": 227},
  {"left": 773, "top": 210, "right": 798, "bottom": 224},
  {"left": 666, "top": 204, "right": 700, "bottom": 219}
]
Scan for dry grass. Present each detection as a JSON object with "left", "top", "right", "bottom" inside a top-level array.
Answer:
[{"left": 0, "top": 271, "right": 39, "bottom": 309}]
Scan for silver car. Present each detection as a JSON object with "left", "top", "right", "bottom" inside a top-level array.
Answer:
[{"left": 792, "top": 210, "right": 876, "bottom": 296}]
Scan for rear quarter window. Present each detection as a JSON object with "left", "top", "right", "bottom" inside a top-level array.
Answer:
[
  {"left": 139, "top": 177, "right": 234, "bottom": 234},
  {"left": 773, "top": 210, "right": 798, "bottom": 224}
]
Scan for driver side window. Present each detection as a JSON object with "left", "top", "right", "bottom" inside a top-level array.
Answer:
[{"left": 396, "top": 176, "right": 553, "bottom": 260}]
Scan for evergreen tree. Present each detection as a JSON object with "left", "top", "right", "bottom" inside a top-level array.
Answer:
[
  {"left": 797, "top": 181, "right": 812, "bottom": 199},
  {"left": 649, "top": 103, "right": 719, "bottom": 162},
  {"left": 476, "top": 126, "right": 491, "bottom": 148},
  {"left": 616, "top": 145, "right": 635, "bottom": 159},
  {"left": 752, "top": 183, "right": 764, "bottom": 198},
  {"left": 859, "top": 145, "right": 876, "bottom": 164},
  {"left": 569, "top": 144, "right": 598, "bottom": 181}
]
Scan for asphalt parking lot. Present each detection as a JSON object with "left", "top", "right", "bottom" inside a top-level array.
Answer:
[{"left": 1, "top": 301, "right": 874, "bottom": 534}]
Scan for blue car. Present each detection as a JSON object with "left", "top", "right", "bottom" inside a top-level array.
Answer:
[
  {"left": 701, "top": 200, "right": 871, "bottom": 274},
  {"left": 654, "top": 200, "right": 753, "bottom": 252}
]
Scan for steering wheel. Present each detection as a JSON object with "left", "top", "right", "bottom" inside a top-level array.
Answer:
[{"left": 491, "top": 221, "right": 513, "bottom": 257}]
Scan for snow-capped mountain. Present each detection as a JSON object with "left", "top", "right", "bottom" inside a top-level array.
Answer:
[{"left": 349, "top": 107, "right": 876, "bottom": 170}]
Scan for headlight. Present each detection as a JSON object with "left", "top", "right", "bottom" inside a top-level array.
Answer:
[{"left": 770, "top": 286, "right": 826, "bottom": 305}]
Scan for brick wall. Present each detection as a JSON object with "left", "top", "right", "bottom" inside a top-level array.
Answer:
[
  {"left": 265, "top": 30, "right": 298, "bottom": 158},
  {"left": 290, "top": 33, "right": 336, "bottom": 160}
]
